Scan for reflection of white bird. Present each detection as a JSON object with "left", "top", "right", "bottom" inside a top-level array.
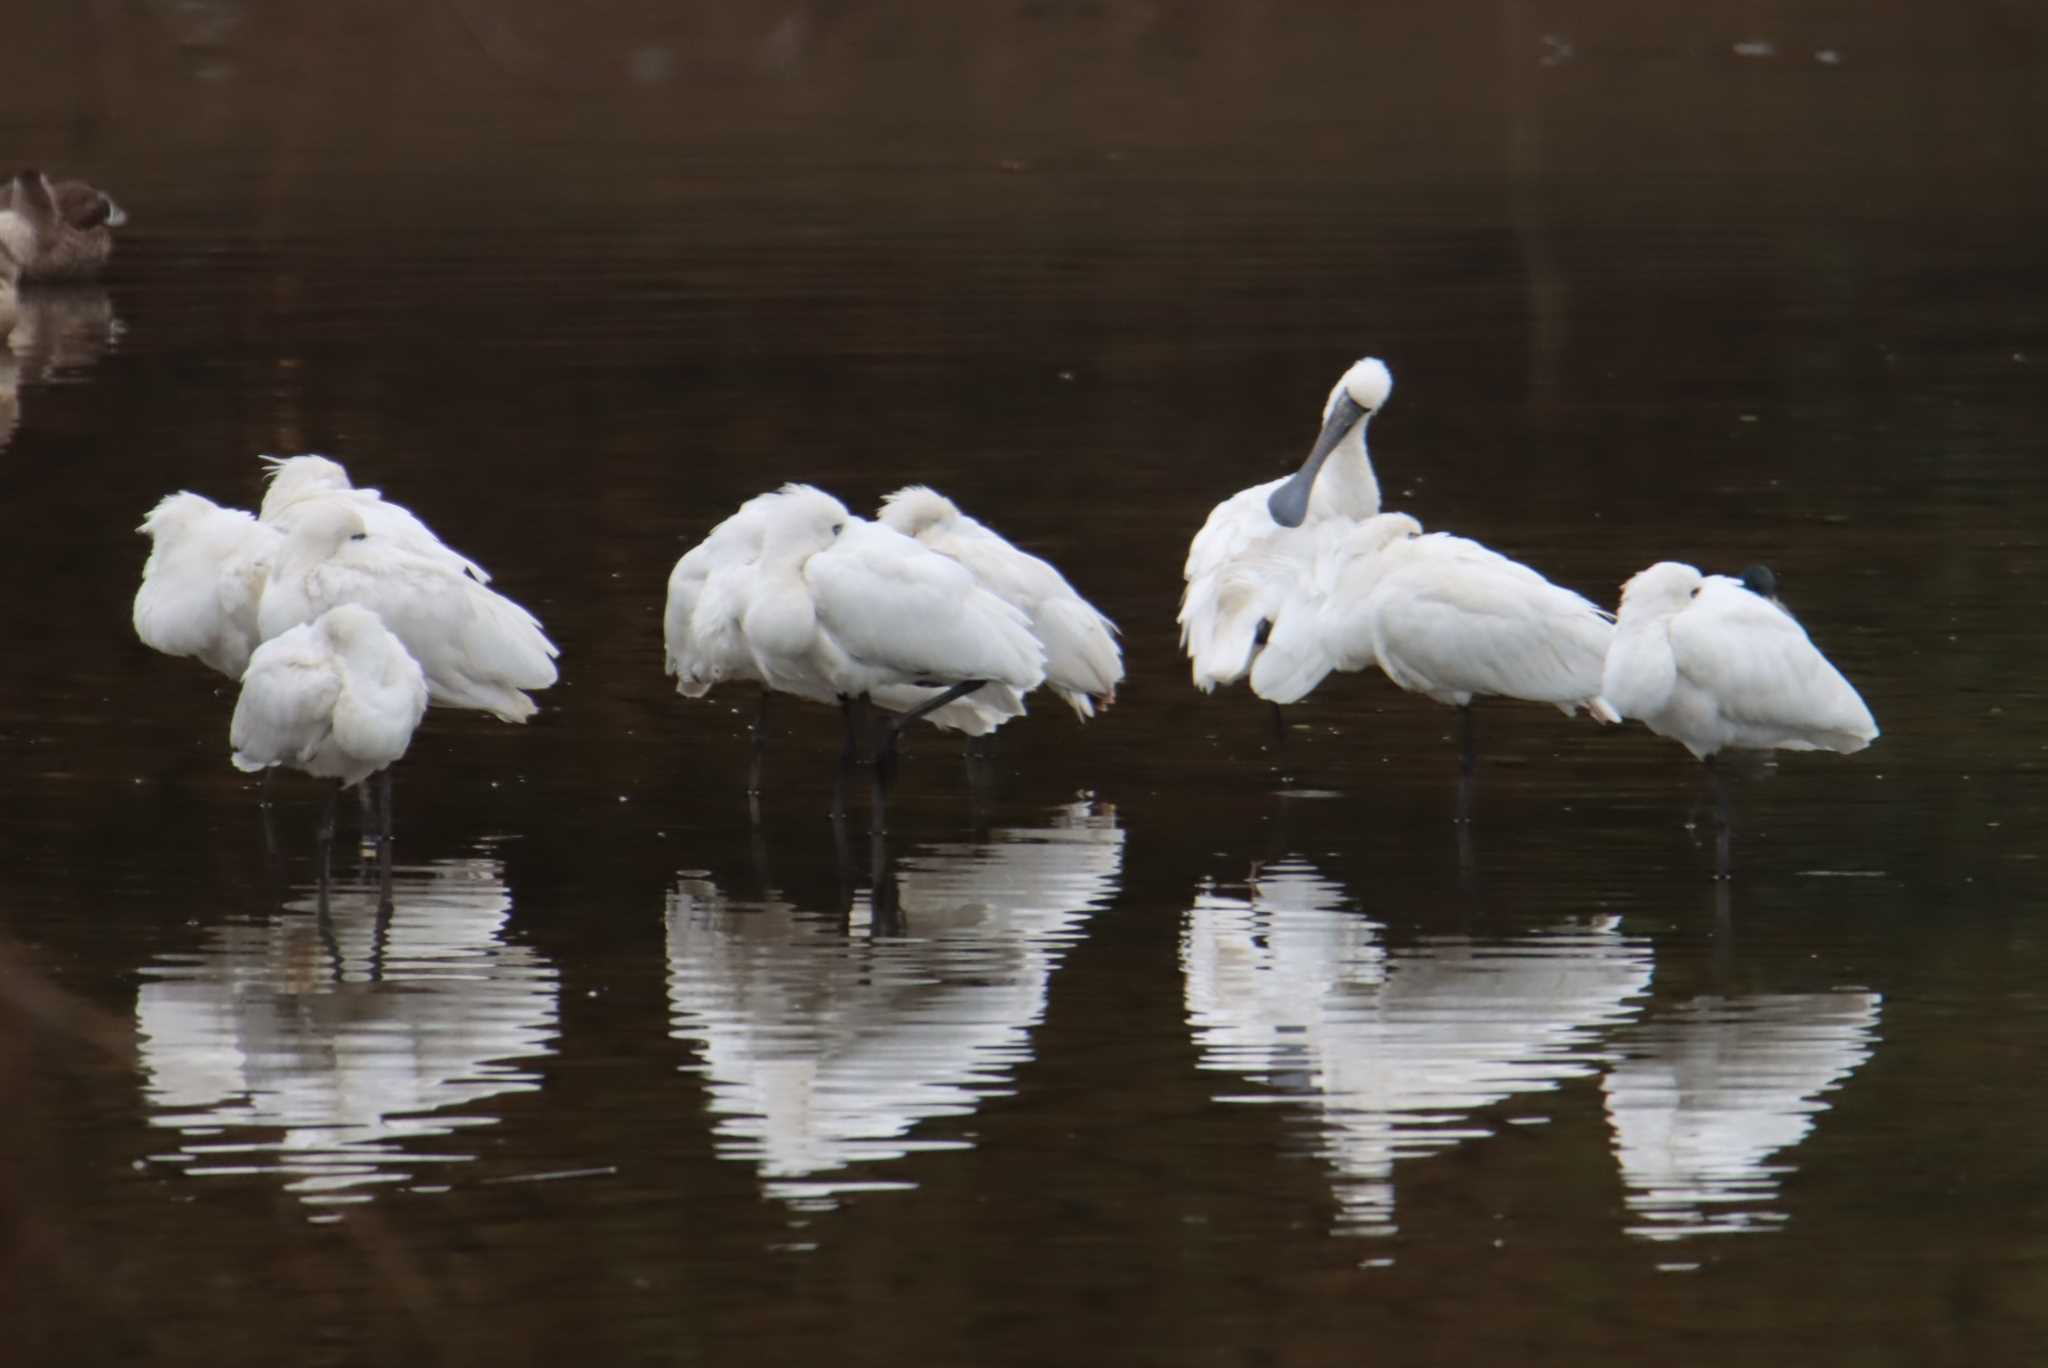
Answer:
[
  {"left": 134, "top": 851, "right": 558, "bottom": 1202},
  {"left": 877, "top": 485, "right": 1123, "bottom": 719},
  {"left": 1603, "top": 562, "right": 1878, "bottom": 866},
  {"left": 666, "top": 800, "right": 1122, "bottom": 1194},
  {"left": 1183, "top": 860, "right": 1652, "bottom": 1236},
  {"left": 133, "top": 492, "right": 285, "bottom": 679},
  {"left": 1180, "top": 358, "right": 1391, "bottom": 691},
  {"left": 259, "top": 454, "right": 492, "bottom": 583},
  {"left": 1251, "top": 511, "right": 1616, "bottom": 812},
  {"left": 257, "top": 502, "right": 558, "bottom": 722},
  {"left": 665, "top": 487, "right": 1034, "bottom": 746},
  {"left": 1604, "top": 991, "right": 1882, "bottom": 1240},
  {"left": 231, "top": 604, "right": 428, "bottom": 790}
]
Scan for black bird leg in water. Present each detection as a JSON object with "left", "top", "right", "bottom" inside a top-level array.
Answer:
[
  {"left": 1455, "top": 703, "right": 1477, "bottom": 825},
  {"left": 877, "top": 680, "right": 990, "bottom": 786},
  {"left": 1268, "top": 701, "right": 1287, "bottom": 748},
  {"left": 746, "top": 687, "right": 771, "bottom": 797},
  {"left": 375, "top": 769, "right": 396, "bottom": 912},
  {"left": 1705, "top": 754, "right": 1733, "bottom": 879},
  {"left": 839, "top": 695, "right": 874, "bottom": 768},
  {"left": 315, "top": 783, "right": 340, "bottom": 914}
]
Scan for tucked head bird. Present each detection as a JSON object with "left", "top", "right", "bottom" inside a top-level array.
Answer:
[
  {"left": 1180, "top": 357, "right": 1393, "bottom": 693},
  {"left": 729, "top": 483, "right": 1045, "bottom": 804},
  {"left": 259, "top": 453, "right": 493, "bottom": 583},
  {"left": 1250, "top": 511, "right": 1618, "bottom": 821},
  {"left": 133, "top": 491, "right": 285, "bottom": 679},
  {"left": 1, "top": 169, "right": 125, "bottom": 281},
  {"left": 1601, "top": 560, "right": 1879, "bottom": 874},
  {"left": 257, "top": 501, "right": 558, "bottom": 723},
  {"left": 667, "top": 485, "right": 1041, "bottom": 796},
  {"left": 877, "top": 485, "right": 1123, "bottom": 720},
  {"left": 231, "top": 603, "right": 429, "bottom": 894}
]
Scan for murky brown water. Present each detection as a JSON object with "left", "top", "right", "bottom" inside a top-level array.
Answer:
[{"left": 5, "top": 5, "right": 2046, "bottom": 1364}]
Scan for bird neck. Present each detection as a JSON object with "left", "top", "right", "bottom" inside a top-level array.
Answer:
[{"left": 1310, "top": 423, "right": 1380, "bottom": 520}]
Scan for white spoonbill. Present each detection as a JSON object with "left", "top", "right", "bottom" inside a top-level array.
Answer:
[
  {"left": 259, "top": 454, "right": 492, "bottom": 583},
  {"left": 733, "top": 483, "right": 1044, "bottom": 798},
  {"left": 1180, "top": 357, "right": 1392, "bottom": 692},
  {"left": 257, "top": 502, "right": 558, "bottom": 723},
  {"left": 666, "top": 487, "right": 1031, "bottom": 791},
  {"left": 1602, "top": 561, "right": 1878, "bottom": 871},
  {"left": 133, "top": 492, "right": 285, "bottom": 679},
  {"left": 877, "top": 485, "right": 1123, "bottom": 719},
  {"left": 231, "top": 604, "right": 428, "bottom": 894},
  {"left": 1250, "top": 512, "right": 1617, "bottom": 818}
]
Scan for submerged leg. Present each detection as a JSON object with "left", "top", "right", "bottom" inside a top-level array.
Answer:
[
  {"left": 316, "top": 783, "right": 340, "bottom": 912},
  {"left": 878, "top": 680, "right": 988, "bottom": 789},
  {"left": 1454, "top": 704, "right": 1477, "bottom": 825},
  {"left": 1268, "top": 701, "right": 1287, "bottom": 749},
  {"left": 375, "top": 769, "right": 396, "bottom": 912},
  {"left": 746, "top": 688, "right": 771, "bottom": 796},
  {"left": 1705, "top": 754, "right": 1733, "bottom": 879}
]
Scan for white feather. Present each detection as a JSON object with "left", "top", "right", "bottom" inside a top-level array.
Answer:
[
  {"left": 1251, "top": 512, "right": 1616, "bottom": 721},
  {"left": 259, "top": 454, "right": 493, "bottom": 584},
  {"left": 257, "top": 502, "right": 558, "bottom": 723},
  {"left": 133, "top": 492, "right": 284, "bottom": 679},
  {"left": 1603, "top": 562, "right": 1878, "bottom": 759},
  {"left": 230, "top": 604, "right": 428, "bottom": 788},
  {"left": 878, "top": 485, "right": 1123, "bottom": 718}
]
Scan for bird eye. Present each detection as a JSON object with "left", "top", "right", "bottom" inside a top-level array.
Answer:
[
  {"left": 1688, "top": 586, "right": 1700, "bottom": 598},
  {"left": 349, "top": 532, "right": 368, "bottom": 541},
  {"left": 831, "top": 522, "right": 845, "bottom": 535}
]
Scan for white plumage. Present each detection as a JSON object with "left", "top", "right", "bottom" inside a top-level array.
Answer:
[
  {"left": 877, "top": 485, "right": 1122, "bottom": 719},
  {"left": 1180, "top": 357, "right": 1391, "bottom": 691},
  {"left": 259, "top": 454, "right": 492, "bottom": 583},
  {"left": 738, "top": 484, "right": 1046, "bottom": 713},
  {"left": 1251, "top": 512, "right": 1619, "bottom": 721},
  {"left": 230, "top": 604, "right": 429, "bottom": 788},
  {"left": 133, "top": 491, "right": 285, "bottom": 679},
  {"left": 257, "top": 502, "right": 558, "bottom": 723},
  {"left": 665, "top": 485, "right": 1036, "bottom": 736},
  {"left": 1602, "top": 561, "right": 1878, "bottom": 760}
]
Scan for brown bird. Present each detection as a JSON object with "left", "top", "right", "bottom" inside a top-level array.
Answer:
[{"left": 0, "top": 168, "right": 127, "bottom": 281}]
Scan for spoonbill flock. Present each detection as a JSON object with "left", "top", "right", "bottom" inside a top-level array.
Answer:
[{"left": 131, "top": 353, "right": 1877, "bottom": 877}]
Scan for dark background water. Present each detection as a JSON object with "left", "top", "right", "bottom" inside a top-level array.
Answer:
[{"left": 3, "top": 3, "right": 2045, "bottom": 1364}]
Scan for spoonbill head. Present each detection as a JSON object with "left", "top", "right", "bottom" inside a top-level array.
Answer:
[
  {"left": 1268, "top": 357, "right": 1394, "bottom": 530},
  {"left": 259, "top": 453, "right": 494, "bottom": 583},
  {"left": 257, "top": 454, "right": 354, "bottom": 521}
]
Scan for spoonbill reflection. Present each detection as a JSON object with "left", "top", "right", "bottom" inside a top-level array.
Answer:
[
  {"left": 668, "top": 484, "right": 1044, "bottom": 795},
  {"left": 1603, "top": 561, "right": 1878, "bottom": 870},
  {"left": 877, "top": 485, "right": 1123, "bottom": 719},
  {"left": 1251, "top": 512, "right": 1617, "bottom": 817},
  {"left": 135, "top": 850, "right": 559, "bottom": 1203},
  {"left": 1180, "top": 358, "right": 1390, "bottom": 692},
  {"left": 1184, "top": 859, "right": 1652, "bottom": 1236},
  {"left": 257, "top": 502, "right": 558, "bottom": 722},
  {"left": 259, "top": 454, "right": 493, "bottom": 584},
  {"left": 1604, "top": 991, "right": 1882, "bottom": 1240},
  {"left": 133, "top": 492, "right": 285, "bottom": 679},
  {"left": 666, "top": 800, "right": 1122, "bottom": 1203}
]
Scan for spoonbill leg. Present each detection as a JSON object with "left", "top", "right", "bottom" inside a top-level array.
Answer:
[
  {"left": 315, "top": 785, "right": 339, "bottom": 912},
  {"left": 375, "top": 770, "right": 396, "bottom": 913},
  {"left": 876, "top": 679, "right": 991, "bottom": 788},
  {"left": 1705, "top": 755, "right": 1733, "bottom": 879},
  {"left": 745, "top": 688, "right": 771, "bottom": 796},
  {"left": 1455, "top": 704, "right": 1478, "bottom": 826}
]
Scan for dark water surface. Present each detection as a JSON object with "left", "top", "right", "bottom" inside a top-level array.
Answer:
[{"left": 4, "top": 5, "right": 2046, "bottom": 1364}]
